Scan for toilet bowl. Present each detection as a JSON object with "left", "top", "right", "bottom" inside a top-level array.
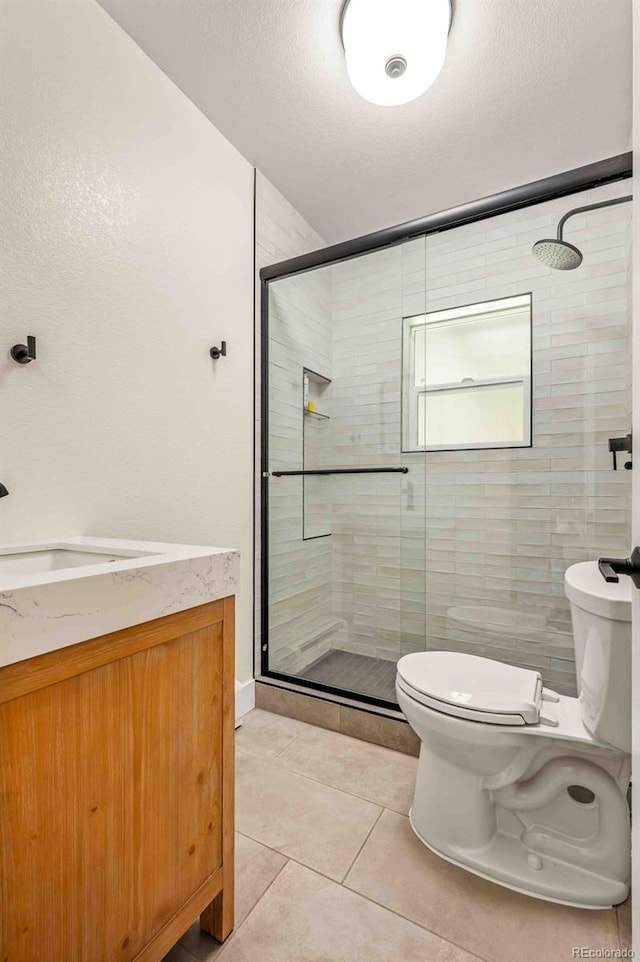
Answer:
[{"left": 396, "top": 562, "right": 632, "bottom": 909}]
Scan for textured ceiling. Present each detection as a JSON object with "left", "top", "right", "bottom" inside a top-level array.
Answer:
[{"left": 98, "top": 0, "right": 632, "bottom": 244}]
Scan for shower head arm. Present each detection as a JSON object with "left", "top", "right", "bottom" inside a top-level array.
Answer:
[{"left": 556, "top": 195, "right": 632, "bottom": 240}]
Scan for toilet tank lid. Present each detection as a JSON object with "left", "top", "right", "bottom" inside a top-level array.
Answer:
[{"left": 564, "top": 562, "right": 631, "bottom": 623}]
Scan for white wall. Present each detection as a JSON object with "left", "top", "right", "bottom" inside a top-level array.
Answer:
[
  {"left": 631, "top": 0, "right": 639, "bottom": 952},
  {"left": 0, "top": 0, "right": 255, "bottom": 682}
]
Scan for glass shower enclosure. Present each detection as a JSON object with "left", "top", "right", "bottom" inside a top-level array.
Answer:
[{"left": 260, "top": 157, "right": 633, "bottom": 711}]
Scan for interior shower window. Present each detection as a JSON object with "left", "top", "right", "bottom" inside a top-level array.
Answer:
[{"left": 402, "top": 294, "right": 532, "bottom": 451}]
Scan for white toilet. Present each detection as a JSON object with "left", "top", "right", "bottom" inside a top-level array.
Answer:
[{"left": 396, "top": 561, "right": 632, "bottom": 909}]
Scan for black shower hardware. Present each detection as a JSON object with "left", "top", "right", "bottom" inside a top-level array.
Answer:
[
  {"left": 532, "top": 195, "right": 632, "bottom": 270},
  {"left": 209, "top": 341, "right": 227, "bottom": 360},
  {"left": 10, "top": 335, "right": 36, "bottom": 364},
  {"left": 608, "top": 433, "right": 632, "bottom": 471},
  {"left": 598, "top": 548, "right": 640, "bottom": 588},
  {"left": 271, "top": 467, "right": 409, "bottom": 477},
  {"left": 0, "top": 483, "right": 8, "bottom": 498}
]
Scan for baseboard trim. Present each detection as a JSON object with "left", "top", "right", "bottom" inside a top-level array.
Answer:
[{"left": 235, "top": 679, "right": 255, "bottom": 723}]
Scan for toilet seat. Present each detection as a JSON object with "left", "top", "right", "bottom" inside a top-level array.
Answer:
[{"left": 396, "top": 651, "right": 543, "bottom": 726}]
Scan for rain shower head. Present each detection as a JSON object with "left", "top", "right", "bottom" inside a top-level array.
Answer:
[
  {"left": 531, "top": 238, "right": 583, "bottom": 271},
  {"left": 531, "top": 194, "right": 632, "bottom": 271}
]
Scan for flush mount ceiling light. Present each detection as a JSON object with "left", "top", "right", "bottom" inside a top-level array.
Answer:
[{"left": 340, "top": 0, "right": 452, "bottom": 107}]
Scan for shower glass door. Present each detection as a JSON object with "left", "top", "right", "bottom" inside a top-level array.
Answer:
[
  {"left": 262, "top": 177, "right": 632, "bottom": 708},
  {"left": 263, "top": 237, "right": 427, "bottom": 707},
  {"left": 414, "top": 182, "right": 632, "bottom": 697}
]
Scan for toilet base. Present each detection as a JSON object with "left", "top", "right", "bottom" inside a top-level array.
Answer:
[{"left": 408, "top": 808, "right": 628, "bottom": 910}]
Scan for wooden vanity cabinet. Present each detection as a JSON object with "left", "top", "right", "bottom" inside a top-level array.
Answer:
[{"left": 0, "top": 596, "right": 235, "bottom": 962}]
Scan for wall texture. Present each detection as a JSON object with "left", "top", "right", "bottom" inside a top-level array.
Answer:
[
  {"left": 0, "top": 0, "right": 255, "bottom": 680},
  {"left": 630, "top": 3, "right": 639, "bottom": 947}
]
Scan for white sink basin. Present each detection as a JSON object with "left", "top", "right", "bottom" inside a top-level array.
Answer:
[
  {"left": 0, "top": 536, "right": 240, "bottom": 669},
  {"left": 0, "top": 541, "right": 158, "bottom": 588},
  {"left": 0, "top": 547, "right": 140, "bottom": 577}
]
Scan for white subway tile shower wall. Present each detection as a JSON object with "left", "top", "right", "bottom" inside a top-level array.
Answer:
[
  {"left": 267, "top": 267, "right": 337, "bottom": 673},
  {"left": 262, "top": 180, "right": 631, "bottom": 697},
  {"left": 255, "top": 173, "right": 330, "bottom": 675},
  {"left": 329, "top": 241, "right": 429, "bottom": 668},
  {"left": 328, "top": 181, "right": 631, "bottom": 695}
]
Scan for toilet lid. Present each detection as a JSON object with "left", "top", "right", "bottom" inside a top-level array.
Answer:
[{"left": 396, "top": 651, "right": 543, "bottom": 725}]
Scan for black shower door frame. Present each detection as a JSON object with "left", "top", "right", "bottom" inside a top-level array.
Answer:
[{"left": 259, "top": 152, "right": 632, "bottom": 710}]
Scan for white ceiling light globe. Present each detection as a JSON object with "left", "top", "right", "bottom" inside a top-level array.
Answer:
[{"left": 341, "top": 0, "right": 452, "bottom": 107}]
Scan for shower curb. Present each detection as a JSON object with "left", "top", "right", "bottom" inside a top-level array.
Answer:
[{"left": 255, "top": 678, "right": 420, "bottom": 757}]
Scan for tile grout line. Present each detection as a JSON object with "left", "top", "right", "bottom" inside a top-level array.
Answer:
[
  {"left": 340, "top": 852, "right": 491, "bottom": 961},
  {"left": 238, "top": 821, "right": 488, "bottom": 962},
  {"left": 244, "top": 744, "right": 413, "bottom": 815},
  {"left": 238, "top": 714, "right": 327, "bottom": 761},
  {"left": 263, "top": 736, "right": 301, "bottom": 761},
  {"left": 180, "top": 857, "right": 292, "bottom": 962},
  {"left": 340, "top": 807, "right": 493, "bottom": 962},
  {"left": 340, "top": 882, "right": 490, "bottom": 962},
  {"left": 239, "top": 746, "right": 391, "bottom": 817},
  {"left": 339, "top": 807, "right": 384, "bottom": 884},
  {"left": 217, "top": 858, "right": 291, "bottom": 960},
  {"left": 265, "top": 717, "right": 414, "bottom": 761},
  {"left": 235, "top": 827, "right": 382, "bottom": 892}
]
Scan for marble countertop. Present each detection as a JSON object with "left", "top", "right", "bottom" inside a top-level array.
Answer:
[{"left": 0, "top": 536, "right": 240, "bottom": 669}]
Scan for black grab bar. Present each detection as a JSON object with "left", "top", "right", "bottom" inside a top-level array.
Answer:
[{"left": 270, "top": 467, "right": 409, "bottom": 477}]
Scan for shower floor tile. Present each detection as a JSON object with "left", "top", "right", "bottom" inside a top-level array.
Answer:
[{"left": 298, "top": 649, "right": 398, "bottom": 703}]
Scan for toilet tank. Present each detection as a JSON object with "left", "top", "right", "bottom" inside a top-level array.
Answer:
[{"left": 564, "top": 562, "right": 632, "bottom": 753}]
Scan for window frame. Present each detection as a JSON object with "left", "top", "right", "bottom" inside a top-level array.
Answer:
[{"left": 401, "top": 293, "right": 533, "bottom": 454}]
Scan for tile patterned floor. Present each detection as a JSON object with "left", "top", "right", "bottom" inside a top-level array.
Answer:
[
  {"left": 163, "top": 709, "right": 632, "bottom": 962},
  {"left": 299, "top": 649, "right": 398, "bottom": 703}
]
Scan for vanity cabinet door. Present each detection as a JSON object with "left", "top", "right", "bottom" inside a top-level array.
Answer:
[{"left": 0, "top": 598, "right": 234, "bottom": 962}]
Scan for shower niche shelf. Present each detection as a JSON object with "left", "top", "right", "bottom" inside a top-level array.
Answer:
[
  {"left": 303, "top": 367, "right": 332, "bottom": 541},
  {"left": 303, "top": 367, "right": 331, "bottom": 419},
  {"left": 304, "top": 409, "right": 330, "bottom": 420}
]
